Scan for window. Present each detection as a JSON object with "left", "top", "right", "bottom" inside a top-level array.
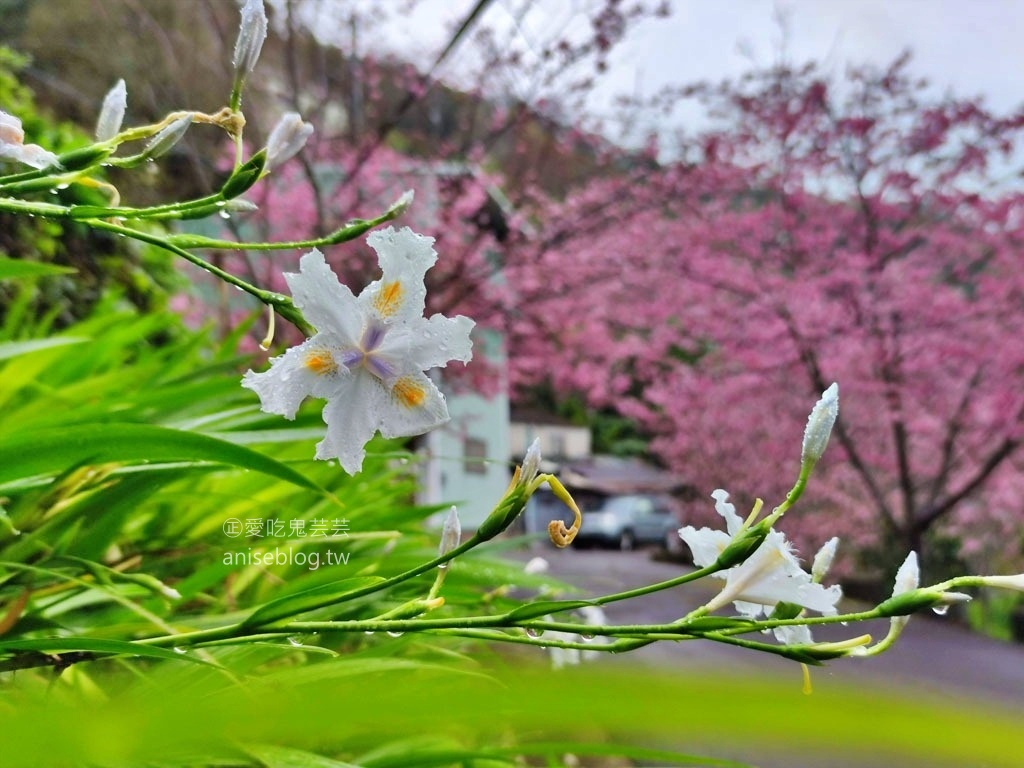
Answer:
[{"left": 463, "top": 436, "right": 487, "bottom": 474}]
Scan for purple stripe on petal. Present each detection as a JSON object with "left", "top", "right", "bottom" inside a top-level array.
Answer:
[
  {"left": 361, "top": 321, "right": 388, "bottom": 352},
  {"left": 366, "top": 354, "right": 395, "bottom": 380},
  {"left": 339, "top": 349, "right": 364, "bottom": 368}
]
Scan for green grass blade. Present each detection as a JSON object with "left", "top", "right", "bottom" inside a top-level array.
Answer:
[{"left": 0, "top": 423, "right": 322, "bottom": 491}]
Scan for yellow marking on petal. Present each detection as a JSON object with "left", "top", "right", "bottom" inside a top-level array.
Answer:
[
  {"left": 303, "top": 349, "right": 337, "bottom": 376},
  {"left": 373, "top": 280, "right": 404, "bottom": 318},
  {"left": 393, "top": 376, "right": 427, "bottom": 408}
]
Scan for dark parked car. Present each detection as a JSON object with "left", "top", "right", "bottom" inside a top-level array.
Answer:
[{"left": 572, "top": 493, "right": 678, "bottom": 551}]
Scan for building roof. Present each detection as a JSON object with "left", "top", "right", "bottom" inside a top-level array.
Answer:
[
  {"left": 560, "top": 455, "right": 688, "bottom": 495},
  {"left": 510, "top": 406, "right": 583, "bottom": 428}
]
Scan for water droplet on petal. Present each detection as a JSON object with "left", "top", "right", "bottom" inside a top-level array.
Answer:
[
  {"left": 287, "top": 637, "right": 302, "bottom": 647},
  {"left": 525, "top": 627, "right": 544, "bottom": 639},
  {"left": 173, "top": 647, "right": 187, "bottom": 655},
  {"left": 386, "top": 631, "right": 404, "bottom": 638},
  {"left": 580, "top": 632, "right": 595, "bottom": 641},
  {"left": 932, "top": 605, "right": 949, "bottom": 616},
  {"left": 364, "top": 631, "right": 375, "bottom": 636},
  {"left": 219, "top": 210, "right": 231, "bottom": 219}
]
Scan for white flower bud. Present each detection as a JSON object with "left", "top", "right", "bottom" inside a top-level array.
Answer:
[
  {"left": 520, "top": 438, "right": 542, "bottom": 486},
  {"left": 893, "top": 550, "right": 920, "bottom": 597},
  {"left": 159, "top": 584, "right": 182, "bottom": 600},
  {"left": 889, "top": 550, "right": 919, "bottom": 634},
  {"left": 224, "top": 198, "right": 259, "bottom": 213},
  {"left": 438, "top": 505, "right": 461, "bottom": 558},
  {"left": 523, "top": 556, "right": 549, "bottom": 575},
  {"left": 233, "top": 0, "right": 268, "bottom": 79},
  {"left": 811, "top": 536, "right": 839, "bottom": 583},
  {"left": 801, "top": 382, "right": 839, "bottom": 465},
  {"left": 265, "top": 112, "right": 313, "bottom": 172},
  {"left": 96, "top": 79, "right": 127, "bottom": 141},
  {"left": 979, "top": 574, "right": 1024, "bottom": 593},
  {"left": 388, "top": 189, "right": 415, "bottom": 216},
  {"left": 144, "top": 114, "right": 192, "bottom": 159}
]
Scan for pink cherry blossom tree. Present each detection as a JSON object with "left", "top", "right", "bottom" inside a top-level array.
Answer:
[{"left": 505, "top": 55, "right": 1024, "bottom": 579}]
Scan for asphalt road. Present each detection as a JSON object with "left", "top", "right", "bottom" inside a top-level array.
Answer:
[{"left": 510, "top": 545, "right": 1024, "bottom": 767}]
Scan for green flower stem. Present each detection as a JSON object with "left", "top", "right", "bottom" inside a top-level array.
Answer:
[
  {"left": 423, "top": 627, "right": 661, "bottom": 653},
  {"left": 138, "top": 537, "right": 482, "bottom": 649},
  {"left": 0, "top": 196, "right": 72, "bottom": 218},
  {"left": 516, "top": 607, "right": 884, "bottom": 640},
  {"left": 583, "top": 562, "right": 724, "bottom": 607},
  {"left": 83, "top": 218, "right": 314, "bottom": 335},
  {"left": 166, "top": 206, "right": 410, "bottom": 252},
  {"left": 74, "top": 193, "right": 229, "bottom": 221},
  {"left": 769, "top": 461, "right": 813, "bottom": 523}
]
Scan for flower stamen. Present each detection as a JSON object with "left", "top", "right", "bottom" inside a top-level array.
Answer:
[
  {"left": 374, "top": 280, "right": 404, "bottom": 317},
  {"left": 303, "top": 350, "right": 337, "bottom": 376},
  {"left": 393, "top": 376, "right": 427, "bottom": 408}
]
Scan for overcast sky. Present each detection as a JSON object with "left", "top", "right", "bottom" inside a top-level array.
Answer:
[
  {"left": 309, "top": 0, "right": 1024, "bottom": 142},
  {"left": 584, "top": 0, "right": 1024, "bottom": 142}
]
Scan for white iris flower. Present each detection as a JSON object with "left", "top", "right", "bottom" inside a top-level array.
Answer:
[
  {"left": 243, "top": 226, "right": 475, "bottom": 474},
  {"left": 679, "top": 490, "right": 842, "bottom": 626}
]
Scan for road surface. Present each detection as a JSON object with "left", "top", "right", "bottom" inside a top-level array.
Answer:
[{"left": 509, "top": 545, "right": 1024, "bottom": 767}]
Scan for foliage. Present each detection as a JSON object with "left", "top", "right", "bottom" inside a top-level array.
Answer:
[{"left": 0, "top": 46, "right": 181, "bottom": 325}]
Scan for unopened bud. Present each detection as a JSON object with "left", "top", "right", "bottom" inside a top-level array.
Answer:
[
  {"left": 881, "top": 550, "right": 920, "bottom": 636},
  {"left": 893, "top": 550, "right": 920, "bottom": 596},
  {"left": 233, "top": 0, "right": 268, "bottom": 80},
  {"left": 811, "top": 537, "right": 839, "bottom": 583},
  {"left": 144, "top": 114, "right": 192, "bottom": 159},
  {"left": 96, "top": 79, "right": 127, "bottom": 141},
  {"left": 801, "top": 383, "right": 839, "bottom": 466},
  {"left": 388, "top": 189, "right": 415, "bottom": 216},
  {"left": 712, "top": 519, "right": 770, "bottom": 571},
  {"left": 265, "top": 112, "right": 313, "bottom": 172},
  {"left": 520, "top": 438, "right": 542, "bottom": 486},
  {"left": 224, "top": 198, "right": 259, "bottom": 213},
  {"left": 438, "top": 505, "right": 461, "bottom": 558},
  {"left": 978, "top": 574, "right": 1024, "bottom": 593},
  {"left": 524, "top": 556, "right": 549, "bottom": 575},
  {"left": 221, "top": 150, "right": 266, "bottom": 198}
]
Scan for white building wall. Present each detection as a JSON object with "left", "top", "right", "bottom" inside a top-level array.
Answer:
[
  {"left": 509, "top": 422, "right": 591, "bottom": 462},
  {"left": 420, "top": 329, "right": 511, "bottom": 529}
]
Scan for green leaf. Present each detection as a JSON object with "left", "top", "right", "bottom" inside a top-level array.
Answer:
[
  {"left": 0, "top": 256, "right": 75, "bottom": 280},
  {"left": 0, "top": 637, "right": 215, "bottom": 666},
  {"left": 241, "top": 577, "right": 386, "bottom": 627},
  {"left": 245, "top": 745, "right": 360, "bottom": 768},
  {"left": 0, "top": 337, "right": 88, "bottom": 361},
  {"left": 0, "top": 423, "right": 321, "bottom": 491}
]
